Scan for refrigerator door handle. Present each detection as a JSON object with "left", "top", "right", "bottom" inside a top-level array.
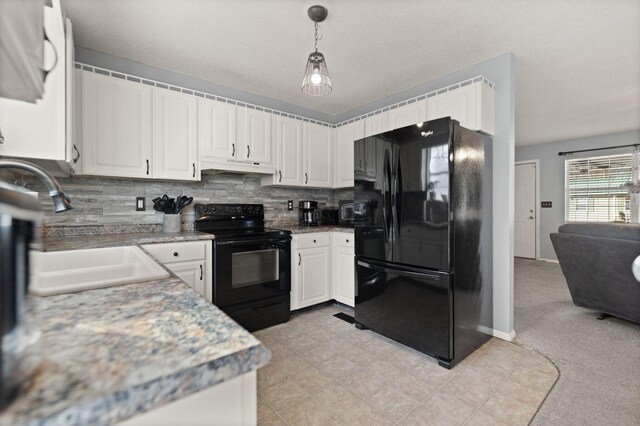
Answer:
[
  {"left": 392, "top": 146, "right": 401, "bottom": 243},
  {"left": 383, "top": 148, "right": 392, "bottom": 245},
  {"left": 357, "top": 259, "right": 442, "bottom": 281}
]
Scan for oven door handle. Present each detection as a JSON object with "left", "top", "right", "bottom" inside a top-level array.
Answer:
[{"left": 215, "top": 237, "right": 291, "bottom": 246}]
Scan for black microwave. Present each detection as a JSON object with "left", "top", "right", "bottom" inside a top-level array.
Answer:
[{"left": 338, "top": 200, "right": 354, "bottom": 225}]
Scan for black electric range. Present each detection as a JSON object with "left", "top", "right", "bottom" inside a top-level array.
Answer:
[{"left": 194, "top": 204, "right": 291, "bottom": 331}]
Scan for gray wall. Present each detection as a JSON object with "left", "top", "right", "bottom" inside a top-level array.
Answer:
[{"left": 516, "top": 129, "right": 640, "bottom": 260}]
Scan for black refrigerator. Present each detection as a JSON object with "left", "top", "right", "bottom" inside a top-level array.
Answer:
[{"left": 354, "top": 117, "right": 493, "bottom": 369}]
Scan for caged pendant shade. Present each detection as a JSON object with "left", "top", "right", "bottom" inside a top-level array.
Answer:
[{"left": 301, "top": 6, "right": 332, "bottom": 96}]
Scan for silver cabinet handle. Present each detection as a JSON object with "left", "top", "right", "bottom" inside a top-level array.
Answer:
[
  {"left": 72, "top": 144, "right": 80, "bottom": 164},
  {"left": 529, "top": 216, "right": 534, "bottom": 220},
  {"left": 200, "top": 264, "right": 203, "bottom": 280},
  {"left": 298, "top": 253, "right": 301, "bottom": 266},
  {"left": 279, "top": 170, "right": 282, "bottom": 182},
  {"left": 192, "top": 163, "right": 196, "bottom": 178},
  {"left": 232, "top": 143, "right": 235, "bottom": 157},
  {"left": 247, "top": 145, "right": 250, "bottom": 158},
  {"left": 173, "top": 252, "right": 179, "bottom": 257},
  {"left": 146, "top": 159, "right": 150, "bottom": 175},
  {"left": 305, "top": 173, "right": 308, "bottom": 184}
]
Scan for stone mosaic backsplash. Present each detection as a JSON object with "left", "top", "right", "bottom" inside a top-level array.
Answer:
[{"left": 3, "top": 170, "right": 354, "bottom": 233}]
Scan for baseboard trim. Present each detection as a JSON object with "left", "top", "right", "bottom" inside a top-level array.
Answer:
[
  {"left": 539, "top": 258, "right": 559, "bottom": 264},
  {"left": 478, "top": 326, "right": 516, "bottom": 342}
]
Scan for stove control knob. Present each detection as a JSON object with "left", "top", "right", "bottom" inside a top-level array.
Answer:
[{"left": 211, "top": 206, "right": 218, "bottom": 213}]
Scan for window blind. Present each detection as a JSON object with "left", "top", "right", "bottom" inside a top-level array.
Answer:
[{"left": 566, "top": 153, "right": 634, "bottom": 223}]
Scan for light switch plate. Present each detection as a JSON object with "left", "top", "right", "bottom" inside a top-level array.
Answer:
[{"left": 541, "top": 201, "right": 552, "bottom": 208}]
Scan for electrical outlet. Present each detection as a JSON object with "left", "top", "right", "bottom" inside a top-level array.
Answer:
[
  {"left": 287, "top": 200, "right": 293, "bottom": 211},
  {"left": 136, "top": 197, "right": 146, "bottom": 211}
]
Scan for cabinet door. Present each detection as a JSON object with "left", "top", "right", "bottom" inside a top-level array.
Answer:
[
  {"left": 0, "top": 4, "right": 66, "bottom": 161},
  {"left": 154, "top": 87, "right": 198, "bottom": 180},
  {"left": 167, "top": 260, "right": 206, "bottom": 298},
  {"left": 240, "top": 107, "right": 272, "bottom": 164},
  {"left": 298, "top": 247, "right": 330, "bottom": 309},
  {"left": 81, "top": 71, "right": 153, "bottom": 178},
  {"left": 388, "top": 101, "right": 427, "bottom": 130},
  {"left": 334, "top": 121, "right": 364, "bottom": 188},
  {"left": 303, "top": 123, "right": 332, "bottom": 188},
  {"left": 426, "top": 83, "right": 476, "bottom": 130},
  {"left": 333, "top": 234, "right": 355, "bottom": 307},
  {"left": 198, "top": 97, "right": 237, "bottom": 160},
  {"left": 275, "top": 116, "right": 303, "bottom": 186},
  {"left": 426, "top": 81, "right": 495, "bottom": 135},
  {"left": 364, "top": 111, "right": 389, "bottom": 136}
]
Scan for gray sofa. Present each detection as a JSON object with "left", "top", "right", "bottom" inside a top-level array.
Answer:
[{"left": 550, "top": 223, "right": 640, "bottom": 324}]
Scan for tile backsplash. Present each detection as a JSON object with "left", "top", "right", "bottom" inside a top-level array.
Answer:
[{"left": 3, "top": 170, "right": 354, "bottom": 231}]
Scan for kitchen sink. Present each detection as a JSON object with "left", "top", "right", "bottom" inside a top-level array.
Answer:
[{"left": 30, "top": 246, "right": 170, "bottom": 296}]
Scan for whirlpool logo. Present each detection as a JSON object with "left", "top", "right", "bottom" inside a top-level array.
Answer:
[{"left": 421, "top": 130, "right": 434, "bottom": 137}]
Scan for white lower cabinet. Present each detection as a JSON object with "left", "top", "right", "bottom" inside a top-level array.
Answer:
[
  {"left": 291, "top": 233, "right": 331, "bottom": 310},
  {"left": 141, "top": 240, "right": 212, "bottom": 301},
  {"left": 291, "top": 232, "right": 355, "bottom": 310},
  {"left": 332, "top": 233, "right": 355, "bottom": 307},
  {"left": 117, "top": 371, "right": 256, "bottom": 426}
]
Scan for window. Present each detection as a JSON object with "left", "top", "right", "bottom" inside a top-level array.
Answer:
[{"left": 565, "top": 153, "right": 638, "bottom": 223}]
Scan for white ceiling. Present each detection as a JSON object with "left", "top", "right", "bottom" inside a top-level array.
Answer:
[{"left": 62, "top": 0, "right": 639, "bottom": 146}]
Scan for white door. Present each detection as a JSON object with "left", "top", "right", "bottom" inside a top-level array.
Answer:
[
  {"left": 303, "top": 123, "right": 332, "bottom": 187},
  {"left": 240, "top": 108, "right": 272, "bottom": 165},
  {"left": 335, "top": 121, "right": 364, "bottom": 187},
  {"left": 81, "top": 71, "right": 153, "bottom": 178},
  {"left": 298, "top": 247, "right": 330, "bottom": 308},
  {"left": 198, "top": 97, "right": 237, "bottom": 161},
  {"left": 388, "top": 101, "right": 427, "bottom": 130},
  {"left": 276, "top": 116, "right": 303, "bottom": 186},
  {"left": 333, "top": 234, "right": 355, "bottom": 307},
  {"left": 167, "top": 260, "right": 206, "bottom": 297},
  {"left": 153, "top": 87, "right": 198, "bottom": 180},
  {"left": 515, "top": 163, "right": 537, "bottom": 259}
]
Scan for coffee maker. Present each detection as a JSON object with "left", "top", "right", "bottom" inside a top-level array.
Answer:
[{"left": 299, "top": 201, "right": 320, "bottom": 226}]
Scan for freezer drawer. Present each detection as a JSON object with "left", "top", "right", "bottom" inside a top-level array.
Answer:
[{"left": 354, "top": 258, "right": 453, "bottom": 363}]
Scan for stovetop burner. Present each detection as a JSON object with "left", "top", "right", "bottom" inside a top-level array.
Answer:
[{"left": 194, "top": 203, "right": 291, "bottom": 240}]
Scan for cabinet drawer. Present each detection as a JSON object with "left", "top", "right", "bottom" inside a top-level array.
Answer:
[
  {"left": 333, "top": 233, "right": 354, "bottom": 247},
  {"left": 294, "top": 233, "right": 331, "bottom": 249},
  {"left": 142, "top": 241, "right": 207, "bottom": 263}
]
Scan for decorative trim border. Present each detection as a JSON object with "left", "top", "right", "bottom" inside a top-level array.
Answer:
[
  {"left": 75, "top": 62, "right": 334, "bottom": 128},
  {"left": 76, "top": 62, "right": 496, "bottom": 130},
  {"left": 336, "top": 75, "right": 496, "bottom": 127}
]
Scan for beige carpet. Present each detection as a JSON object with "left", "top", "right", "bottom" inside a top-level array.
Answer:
[{"left": 514, "top": 258, "right": 640, "bottom": 425}]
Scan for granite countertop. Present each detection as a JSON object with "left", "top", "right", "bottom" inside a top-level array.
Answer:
[
  {"left": 2, "top": 232, "right": 270, "bottom": 426},
  {"left": 39, "top": 230, "right": 216, "bottom": 252},
  {"left": 286, "top": 225, "right": 354, "bottom": 234}
]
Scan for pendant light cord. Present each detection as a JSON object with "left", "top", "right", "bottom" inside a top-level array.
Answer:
[{"left": 314, "top": 22, "right": 319, "bottom": 53}]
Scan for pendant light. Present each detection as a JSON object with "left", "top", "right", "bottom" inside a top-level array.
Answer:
[{"left": 301, "top": 5, "right": 331, "bottom": 96}]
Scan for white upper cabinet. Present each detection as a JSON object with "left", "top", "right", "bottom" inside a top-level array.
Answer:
[
  {"left": 198, "top": 97, "right": 237, "bottom": 161},
  {"left": 364, "top": 111, "right": 390, "bottom": 136},
  {"left": 0, "top": 2, "right": 72, "bottom": 168},
  {"left": 388, "top": 100, "right": 427, "bottom": 130},
  {"left": 303, "top": 122, "right": 333, "bottom": 188},
  {"left": 275, "top": 116, "right": 303, "bottom": 186},
  {"left": 81, "top": 71, "right": 153, "bottom": 178},
  {"left": 238, "top": 107, "right": 272, "bottom": 165},
  {"left": 334, "top": 121, "right": 364, "bottom": 188},
  {"left": 426, "top": 80, "right": 495, "bottom": 135},
  {"left": 153, "top": 87, "right": 198, "bottom": 181}
]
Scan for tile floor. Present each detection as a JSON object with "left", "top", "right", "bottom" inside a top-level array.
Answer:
[{"left": 254, "top": 304, "right": 558, "bottom": 426}]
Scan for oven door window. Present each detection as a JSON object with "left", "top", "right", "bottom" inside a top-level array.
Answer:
[
  {"left": 231, "top": 249, "right": 279, "bottom": 288},
  {"left": 215, "top": 240, "right": 290, "bottom": 307}
]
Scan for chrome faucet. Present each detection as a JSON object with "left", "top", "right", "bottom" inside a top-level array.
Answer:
[{"left": 0, "top": 159, "right": 73, "bottom": 212}]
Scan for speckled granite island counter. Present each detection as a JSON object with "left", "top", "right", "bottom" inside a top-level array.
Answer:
[
  {"left": 0, "top": 232, "right": 270, "bottom": 426},
  {"left": 285, "top": 225, "right": 354, "bottom": 234}
]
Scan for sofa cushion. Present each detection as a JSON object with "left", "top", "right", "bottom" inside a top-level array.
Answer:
[{"left": 558, "top": 222, "right": 640, "bottom": 241}]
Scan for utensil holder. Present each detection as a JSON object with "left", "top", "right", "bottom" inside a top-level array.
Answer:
[{"left": 163, "top": 214, "right": 181, "bottom": 233}]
